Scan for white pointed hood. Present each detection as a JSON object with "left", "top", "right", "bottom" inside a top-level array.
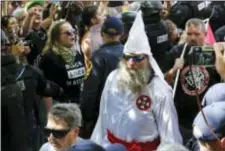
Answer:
[{"left": 124, "top": 10, "right": 164, "bottom": 79}]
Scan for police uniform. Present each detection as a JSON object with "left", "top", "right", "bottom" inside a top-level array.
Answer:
[
  {"left": 168, "top": 1, "right": 213, "bottom": 29},
  {"left": 209, "top": 2, "right": 225, "bottom": 32},
  {"left": 16, "top": 62, "right": 63, "bottom": 151},
  {"left": 2, "top": 55, "right": 29, "bottom": 151},
  {"left": 140, "top": 1, "right": 171, "bottom": 72}
]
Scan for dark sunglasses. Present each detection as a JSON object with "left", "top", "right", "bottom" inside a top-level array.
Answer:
[
  {"left": 123, "top": 54, "right": 147, "bottom": 62},
  {"left": 43, "top": 128, "right": 71, "bottom": 139},
  {"left": 61, "top": 29, "right": 76, "bottom": 36}
]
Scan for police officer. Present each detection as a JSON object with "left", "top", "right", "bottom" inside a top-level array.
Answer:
[
  {"left": 209, "top": 1, "right": 225, "bottom": 32},
  {"left": 1, "top": 30, "right": 29, "bottom": 151},
  {"left": 168, "top": 1, "right": 213, "bottom": 29},
  {"left": 140, "top": 1, "right": 171, "bottom": 72},
  {"left": 2, "top": 29, "right": 63, "bottom": 151},
  {"left": 15, "top": 63, "right": 63, "bottom": 151},
  {"left": 120, "top": 11, "right": 137, "bottom": 44}
]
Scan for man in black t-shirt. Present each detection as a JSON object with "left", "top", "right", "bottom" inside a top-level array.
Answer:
[{"left": 164, "top": 18, "right": 221, "bottom": 144}]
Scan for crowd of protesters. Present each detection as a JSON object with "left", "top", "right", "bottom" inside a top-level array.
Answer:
[{"left": 1, "top": 1, "right": 225, "bottom": 151}]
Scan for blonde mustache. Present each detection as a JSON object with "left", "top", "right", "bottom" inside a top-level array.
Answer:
[{"left": 117, "top": 60, "right": 150, "bottom": 93}]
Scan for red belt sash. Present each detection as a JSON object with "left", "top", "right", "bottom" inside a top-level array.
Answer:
[{"left": 107, "top": 129, "right": 160, "bottom": 151}]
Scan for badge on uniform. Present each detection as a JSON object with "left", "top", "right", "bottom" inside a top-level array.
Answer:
[
  {"left": 136, "top": 95, "right": 151, "bottom": 111},
  {"left": 17, "top": 80, "right": 26, "bottom": 91}
]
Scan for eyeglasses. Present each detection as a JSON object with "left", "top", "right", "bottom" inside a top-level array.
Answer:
[
  {"left": 61, "top": 29, "right": 76, "bottom": 36},
  {"left": 123, "top": 54, "right": 147, "bottom": 62},
  {"left": 43, "top": 127, "right": 71, "bottom": 139}
]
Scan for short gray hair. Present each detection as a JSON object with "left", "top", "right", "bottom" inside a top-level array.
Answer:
[
  {"left": 157, "top": 143, "right": 190, "bottom": 151},
  {"left": 49, "top": 103, "right": 82, "bottom": 128},
  {"left": 185, "top": 18, "right": 206, "bottom": 33}
]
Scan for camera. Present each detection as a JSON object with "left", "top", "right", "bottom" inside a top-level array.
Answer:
[{"left": 189, "top": 45, "right": 215, "bottom": 67}]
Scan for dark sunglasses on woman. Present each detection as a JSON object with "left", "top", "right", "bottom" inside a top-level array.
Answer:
[
  {"left": 123, "top": 54, "right": 147, "bottom": 62},
  {"left": 43, "top": 127, "right": 71, "bottom": 139},
  {"left": 61, "top": 29, "right": 76, "bottom": 36}
]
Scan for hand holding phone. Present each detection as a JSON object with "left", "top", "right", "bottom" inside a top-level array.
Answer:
[{"left": 214, "top": 42, "right": 225, "bottom": 80}]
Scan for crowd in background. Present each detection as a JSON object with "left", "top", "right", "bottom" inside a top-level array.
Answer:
[{"left": 1, "top": 1, "right": 225, "bottom": 151}]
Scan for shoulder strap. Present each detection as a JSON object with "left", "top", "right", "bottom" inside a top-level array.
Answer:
[{"left": 16, "top": 65, "right": 26, "bottom": 80}]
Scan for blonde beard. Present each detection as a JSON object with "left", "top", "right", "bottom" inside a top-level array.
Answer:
[{"left": 117, "top": 60, "right": 151, "bottom": 94}]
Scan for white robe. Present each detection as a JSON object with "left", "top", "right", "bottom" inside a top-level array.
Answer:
[{"left": 91, "top": 70, "right": 183, "bottom": 148}]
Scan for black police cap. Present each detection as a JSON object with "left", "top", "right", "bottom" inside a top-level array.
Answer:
[{"left": 140, "top": 1, "right": 163, "bottom": 16}]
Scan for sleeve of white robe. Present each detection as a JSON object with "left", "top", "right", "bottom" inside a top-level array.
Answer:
[
  {"left": 90, "top": 72, "right": 111, "bottom": 145},
  {"left": 154, "top": 91, "right": 183, "bottom": 145}
]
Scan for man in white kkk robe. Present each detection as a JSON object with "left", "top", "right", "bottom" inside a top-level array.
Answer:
[{"left": 91, "top": 11, "right": 183, "bottom": 151}]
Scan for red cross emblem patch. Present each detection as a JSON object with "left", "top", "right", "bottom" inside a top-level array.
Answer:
[{"left": 136, "top": 95, "right": 151, "bottom": 111}]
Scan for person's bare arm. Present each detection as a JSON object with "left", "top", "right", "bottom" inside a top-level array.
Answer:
[
  {"left": 42, "top": 97, "right": 53, "bottom": 112},
  {"left": 164, "top": 58, "right": 184, "bottom": 85},
  {"left": 41, "top": 4, "right": 56, "bottom": 30},
  {"left": 21, "top": 8, "right": 35, "bottom": 37},
  {"left": 165, "top": 68, "right": 176, "bottom": 85}
]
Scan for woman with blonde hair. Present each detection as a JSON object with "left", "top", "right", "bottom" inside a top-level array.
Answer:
[{"left": 40, "top": 20, "right": 85, "bottom": 104}]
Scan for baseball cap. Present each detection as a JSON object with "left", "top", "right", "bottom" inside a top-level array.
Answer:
[
  {"left": 101, "top": 16, "right": 124, "bottom": 36},
  {"left": 202, "top": 83, "right": 225, "bottom": 107},
  {"left": 193, "top": 102, "right": 225, "bottom": 141},
  {"left": 26, "top": 0, "right": 44, "bottom": 11}
]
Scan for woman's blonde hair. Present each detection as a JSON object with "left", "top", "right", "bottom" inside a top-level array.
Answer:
[{"left": 42, "top": 20, "right": 67, "bottom": 55}]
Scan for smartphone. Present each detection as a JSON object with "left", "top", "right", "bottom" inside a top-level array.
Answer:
[{"left": 190, "top": 45, "right": 215, "bottom": 67}]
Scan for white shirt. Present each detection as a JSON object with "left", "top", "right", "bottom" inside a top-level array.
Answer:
[{"left": 91, "top": 70, "right": 183, "bottom": 148}]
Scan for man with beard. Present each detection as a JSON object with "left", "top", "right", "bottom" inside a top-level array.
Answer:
[
  {"left": 164, "top": 18, "right": 221, "bottom": 144},
  {"left": 91, "top": 11, "right": 182, "bottom": 151}
]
